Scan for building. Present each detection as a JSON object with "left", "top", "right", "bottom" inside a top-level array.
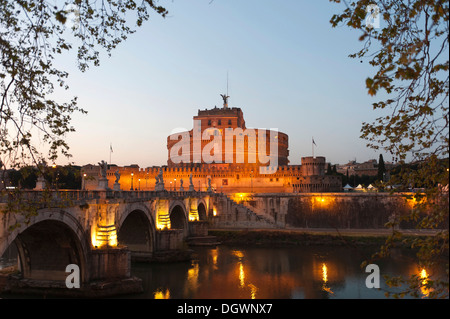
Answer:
[
  {"left": 337, "top": 159, "right": 396, "bottom": 178},
  {"left": 167, "top": 106, "right": 289, "bottom": 167},
  {"left": 293, "top": 157, "right": 341, "bottom": 192},
  {"left": 82, "top": 96, "right": 341, "bottom": 193}
]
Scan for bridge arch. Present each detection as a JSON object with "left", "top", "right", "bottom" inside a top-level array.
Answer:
[
  {"left": 197, "top": 201, "right": 207, "bottom": 221},
  {"left": 169, "top": 201, "right": 187, "bottom": 232},
  {"left": 1, "top": 209, "right": 89, "bottom": 284},
  {"left": 117, "top": 203, "right": 155, "bottom": 254}
]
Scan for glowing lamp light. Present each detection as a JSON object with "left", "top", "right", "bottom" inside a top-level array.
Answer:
[
  {"left": 154, "top": 289, "right": 170, "bottom": 299},
  {"left": 249, "top": 284, "right": 258, "bottom": 299},
  {"left": 321, "top": 262, "right": 334, "bottom": 294},
  {"left": 314, "top": 196, "right": 330, "bottom": 206},
  {"left": 420, "top": 268, "right": 429, "bottom": 287},
  {"left": 322, "top": 263, "right": 328, "bottom": 283},
  {"left": 91, "top": 225, "right": 101, "bottom": 248},
  {"left": 189, "top": 215, "right": 199, "bottom": 222},
  {"left": 232, "top": 193, "right": 250, "bottom": 203},
  {"left": 156, "top": 211, "right": 171, "bottom": 230},
  {"left": 108, "top": 231, "right": 118, "bottom": 247},
  {"left": 91, "top": 224, "right": 118, "bottom": 248},
  {"left": 419, "top": 268, "right": 430, "bottom": 297},
  {"left": 406, "top": 195, "right": 427, "bottom": 209},
  {"left": 420, "top": 269, "right": 428, "bottom": 280},
  {"left": 189, "top": 208, "right": 199, "bottom": 221},
  {"left": 239, "top": 262, "right": 245, "bottom": 288}
]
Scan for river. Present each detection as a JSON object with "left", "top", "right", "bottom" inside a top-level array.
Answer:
[
  {"left": 128, "top": 245, "right": 442, "bottom": 299},
  {"left": 0, "top": 244, "right": 445, "bottom": 299}
]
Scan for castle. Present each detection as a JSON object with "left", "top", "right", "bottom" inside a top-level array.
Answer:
[{"left": 82, "top": 96, "right": 341, "bottom": 193}]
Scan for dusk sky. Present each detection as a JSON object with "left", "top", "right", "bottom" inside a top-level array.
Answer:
[{"left": 53, "top": 0, "right": 390, "bottom": 168}]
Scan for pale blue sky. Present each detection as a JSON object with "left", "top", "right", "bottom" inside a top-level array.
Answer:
[{"left": 55, "top": 0, "right": 389, "bottom": 167}]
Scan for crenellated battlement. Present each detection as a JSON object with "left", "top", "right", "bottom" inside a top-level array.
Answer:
[{"left": 82, "top": 159, "right": 341, "bottom": 194}]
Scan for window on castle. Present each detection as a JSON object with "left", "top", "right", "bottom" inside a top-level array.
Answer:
[
  {"left": 218, "top": 120, "right": 221, "bottom": 125},
  {"left": 228, "top": 119, "right": 232, "bottom": 125},
  {"left": 208, "top": 120, "right": 211, "bottom": 125}
]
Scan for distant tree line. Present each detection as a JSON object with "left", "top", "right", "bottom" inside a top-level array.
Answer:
[
  {"left": 331, "top": 154, "right": 448, "bottom": 190},
  {"left": 4, "top": 165, "right": 82, "bottom": 190},
  {"left": 327, "top": 155, "right": 384, "bottom": 187}
]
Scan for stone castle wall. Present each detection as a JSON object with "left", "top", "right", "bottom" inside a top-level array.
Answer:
[
  {"left": 82, "top": 163, "right": 342, "bottom": 194},
  {"left": 285, "top": 193, "right": 415, "bottom": 229},
  {"left": 212, "top": 193, "right": 422, "bottom": 230}
]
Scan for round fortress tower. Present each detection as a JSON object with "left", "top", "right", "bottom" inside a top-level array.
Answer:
[{"left": 300, "top": 156, "right": 326, "bottom": 176}]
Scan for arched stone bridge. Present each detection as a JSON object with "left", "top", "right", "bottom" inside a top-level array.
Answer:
[
  {"left": 0, "top": 189, "right": 276, "bottom": 296},
  {"left": 0, "top": 190, "right": 216, "bottom": 296}
]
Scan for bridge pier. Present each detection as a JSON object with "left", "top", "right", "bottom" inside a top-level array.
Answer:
[
  {"left": 90, "top": 247, "right": 131, "bottom": 280},
  {"left": 150, "top": 229, "right": 193, "bottom": 262},
  {"left": 188, "top": 220, "right": 209, "bottom": 237},
  {"left": 186, "top": 220, "right": 221, "bottom": 246},
  {"left": 155, "top": 229, "right": 184, "bottom": 251},
  {"left": 3, "top": 246, "right": 143, "bottom": 298},
  {"left": 84, "top": 247, "right": 144, "bottom": 297}
]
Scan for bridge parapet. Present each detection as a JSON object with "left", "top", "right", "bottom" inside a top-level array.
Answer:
[
  {"left": 0, "top": 190, "right": 103, "bottom": 204},
  {"left": 0, "top": 189, "right": 221, "bottom": 204},
  {"left": 108, "top": 190, "right": 212, "bottom": 200}
]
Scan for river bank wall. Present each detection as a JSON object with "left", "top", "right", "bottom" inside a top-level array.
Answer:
[
  {"left": 208, "top": 229, "right": 437, "bottom": 247},
  {"left": 214, "top": 193, "right": 434, "bottom": 229}
]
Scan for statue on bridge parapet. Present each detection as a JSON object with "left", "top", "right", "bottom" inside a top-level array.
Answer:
[
  {"left": 179, "top": 178, "right": 184, "bottom": 191},
  {"left": 188, "top": 173, "right": 195, "bottom": 192},
  {"left": 34, "top": 161, "right": 47, "bottom": 190},
  {"left": 113, "top": 170, "right": 121, "bottom": 191},
  {"left": 97, "top": 160, "right": 109, "bottom": 190},
  {"left": 155, "top": 168, "right": 164, "bottom": 184},
  {"left": 207, "top": 177, "right": 212, "bottom": 192},
  {"left": 98, "top": 160, "right": 108, "bottom": 178},
  {"left": 114, "top": 170, "right": 121, "bottom": 183},
  {"left": 155, "top": 168, "right": 165, "bottom": 191}
]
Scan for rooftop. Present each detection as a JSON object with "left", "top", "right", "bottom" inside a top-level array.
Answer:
[{"left": 196, "top": 107, "right": 243, "bottom": 117}]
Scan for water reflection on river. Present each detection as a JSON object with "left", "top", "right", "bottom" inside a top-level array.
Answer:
[
  {"left": 130, "top": 245, "right": 439, "bottom": 299},
  {"left": 1, "top": 244, "right": 445, "bottom": 299}
]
